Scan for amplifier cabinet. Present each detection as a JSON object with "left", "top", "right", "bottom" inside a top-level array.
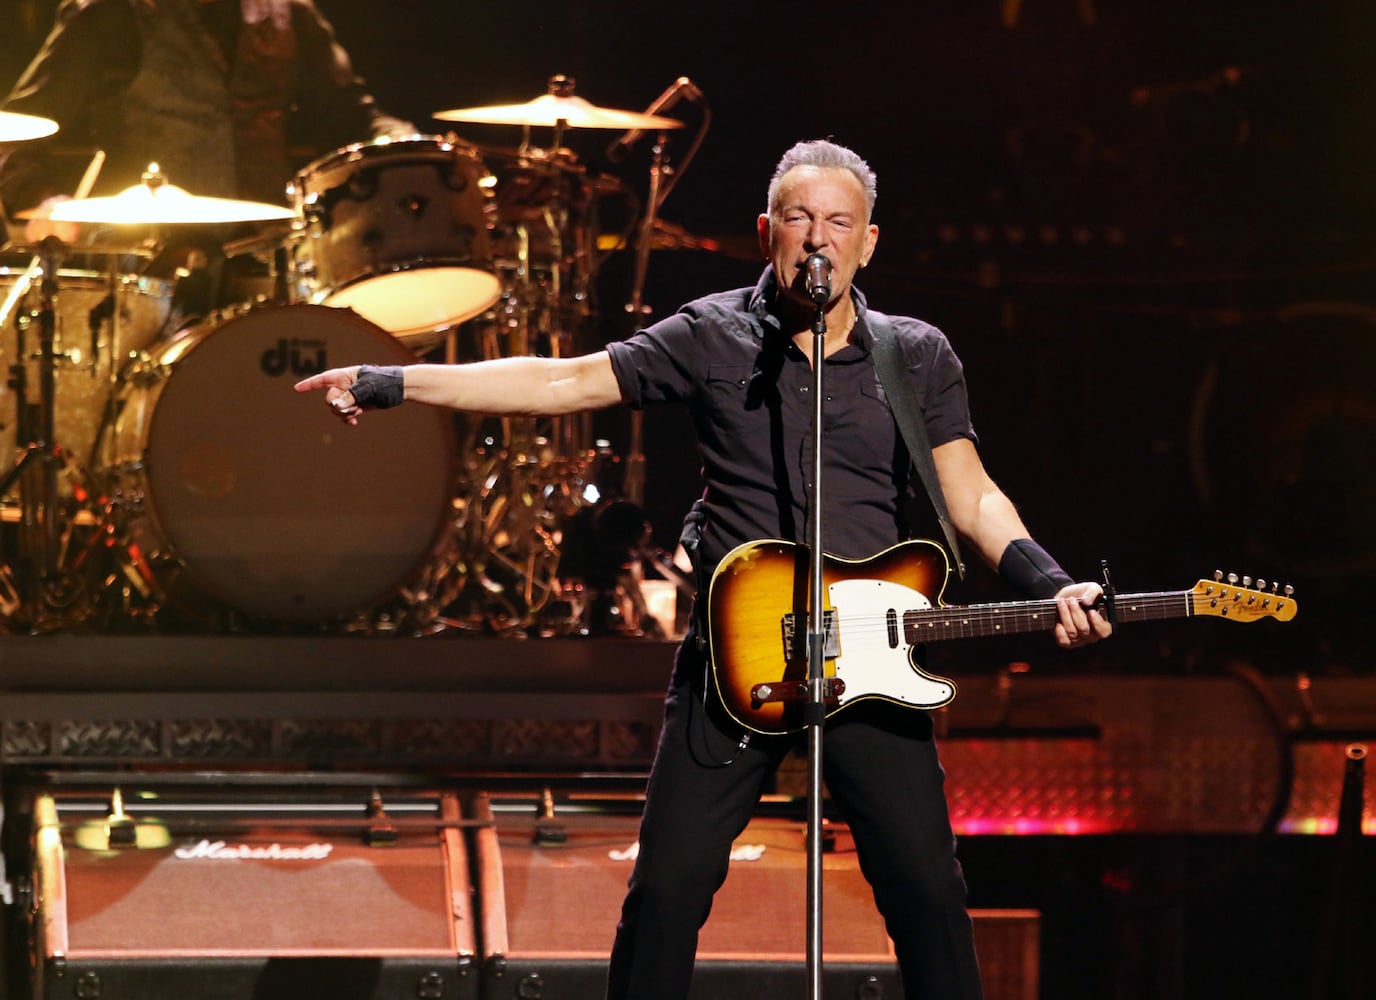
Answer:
[
  {"left": 30, "top": 787, "right": 477, "bottom": 1000},
  {"left": 469, "top": 794, "right": 1039, "bottom": 1000}
]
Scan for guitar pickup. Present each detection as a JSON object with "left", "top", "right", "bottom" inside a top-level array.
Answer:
[
  {"left": 751, "top": 677, "right": 846, "bottom": 707},
  {"left": 781, "top": 609, "right": 840, "bottom": 661}
]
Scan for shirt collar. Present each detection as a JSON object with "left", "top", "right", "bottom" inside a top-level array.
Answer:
[{"left": 749, "top": 265, "right": 874, "bottom": 353}]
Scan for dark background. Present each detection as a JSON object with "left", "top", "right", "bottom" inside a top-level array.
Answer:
[
  {"left": 3, "top": 5, "right": 1375, "bottom": 997},
  {"left": 2, "top": 2, "right": 1371, "bottom": 670}
]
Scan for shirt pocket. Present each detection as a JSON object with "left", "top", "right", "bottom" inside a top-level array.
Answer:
[
  {"left": 705, "top": 363, "right": 756, "bottom": 407},
  {"left": 837, "top": 380, "right": 902, "bottom": 479}
]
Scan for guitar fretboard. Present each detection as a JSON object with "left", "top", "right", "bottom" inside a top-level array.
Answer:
[{"left": 902, "top": 588, "right": 1242, "bottom": 643}]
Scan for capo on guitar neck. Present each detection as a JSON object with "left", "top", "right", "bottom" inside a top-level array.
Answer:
[{"left": 1100, "top": 559, "right": 1117, "bottom": 630}]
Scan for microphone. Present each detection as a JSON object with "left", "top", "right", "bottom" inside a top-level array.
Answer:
[
  {"left": 605, "top": 77, "right": 703, "bottom": 163},
  {"left": 804, "top": 253, "right": 832, "bottom": 305}
]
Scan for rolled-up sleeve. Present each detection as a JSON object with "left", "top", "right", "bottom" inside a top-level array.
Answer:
[{"left": 604, "top": 312, "right": 702, "bottom": 410}]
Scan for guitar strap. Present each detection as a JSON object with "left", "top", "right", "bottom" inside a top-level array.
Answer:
[{"left": 867, "top": 310, "right": 966, "bottom": 579}]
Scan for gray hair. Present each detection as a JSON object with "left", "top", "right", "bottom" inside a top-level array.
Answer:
[{"left": 765, "top": 139, "right": 877, "bottom": 220}]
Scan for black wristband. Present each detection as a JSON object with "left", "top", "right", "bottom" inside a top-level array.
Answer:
[
  {"left": 348, "top": 365, "right": 405, "bottom": 409},
  {"left": 998, "top": 538, "right": 1074, "bottom": 599}
]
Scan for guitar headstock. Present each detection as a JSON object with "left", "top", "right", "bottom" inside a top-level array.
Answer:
[{"left": 1190, "top": 572, "right": 1297, "bottom": 622}]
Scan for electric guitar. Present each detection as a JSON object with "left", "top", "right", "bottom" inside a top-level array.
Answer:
[{"left": 706, "top": 538, "right": 1297, "bottom": 735}]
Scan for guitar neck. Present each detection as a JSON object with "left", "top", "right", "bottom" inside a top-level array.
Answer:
[{"left": 909, "top": 590, "right": 1190, "bottom": 643}]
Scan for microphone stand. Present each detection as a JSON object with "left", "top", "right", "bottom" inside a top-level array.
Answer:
[
  {"left": 748, "top": 256, "right": 837, "bottom": 995},
  {"left": 804, "top": 295, "right": 838, "bottom": 1000}
]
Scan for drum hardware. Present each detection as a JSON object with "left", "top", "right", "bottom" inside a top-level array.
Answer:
[
  {"left": 613, "top": 78, "right": 711, "bottom": 508},
  {"left": 0, "top": 257, "right": 180, "bottom": 633},
  {"left": 0, "top": 82, "right": 710, "bottom": 634},
  {"left": 0, "top": 151, "right": 111, "bottom": 630},
  {"left": 414, "top": 438, "right": 602, "bottom": 635},
  {"left": 551, "top": 497, "right": 653, "bottom": 637},
  {"left": 220, "top": 222, "right": 298, "bottom": 306},
  {"left": 406, "top": 78, "right": 707, "bottom": 636},
  {"left": 90, "top": 496, "right": 173, "bottom": 628},
  {"left": 0, "top": 236, "right": 87, "bottom": 627},
  {"left": 0, "top": 163, "right": 343, "bottom": 632}
]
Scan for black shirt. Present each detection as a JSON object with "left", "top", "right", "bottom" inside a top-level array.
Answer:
[{"left": 606, "top": 267, "right": 976, "bottom": 574}]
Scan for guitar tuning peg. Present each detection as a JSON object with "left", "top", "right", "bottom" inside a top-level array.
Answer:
[
  {"left": 1256, "top": 578, "right": 1267, "bottom": 590},
  {"left": 1284, "top": 584, "right": 1294, "bottom": 597},
  {"left": 1242, "top": 576, "right": 1253, "bottom": 587},
  {"left": 1227, "top": 572, "right": 1239, "bottom": 585},
  {"left": 1214, "top": 570, "right": 1224, "bottom": 582}
]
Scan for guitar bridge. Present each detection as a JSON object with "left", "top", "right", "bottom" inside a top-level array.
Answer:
[{"left": 781, "top": 609, "right": 839, "bottom": 661}]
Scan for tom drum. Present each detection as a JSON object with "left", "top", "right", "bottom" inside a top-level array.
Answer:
[
  {"left": 0, "top": 264, "right": 171, "bottom": 484},
  {"left": 289, "top": 136, "right": 501, "bottom": 348}
]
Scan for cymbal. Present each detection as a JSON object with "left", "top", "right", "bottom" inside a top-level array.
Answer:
[
  {"left": 435, "top": 93, "right": 683, "bottom": 131},
  {"left": 0, "top": 110, "right": 59, "bottom": 143},
  {"left": 41, "top": 178, "right": 296, "bottom": 225}
]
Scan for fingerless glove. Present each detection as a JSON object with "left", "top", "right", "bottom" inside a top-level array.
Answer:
[
  {"left": 348, "top": 365, "right": 405, "bottom": 409},
  {"left": 998, "top": 538, "right": 1074, "bottom": 599}
]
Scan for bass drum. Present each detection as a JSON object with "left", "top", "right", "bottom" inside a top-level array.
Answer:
[{"left": 101, "top": 304, "right": 453, "bottom": 623}]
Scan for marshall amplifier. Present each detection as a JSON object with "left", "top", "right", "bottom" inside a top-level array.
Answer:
[
  {"left": 29, "top": 787, "right": 477, "bottom": 1000},
  {"left": 469, "top": 792, "right": 1038, "bottom": 1000}
]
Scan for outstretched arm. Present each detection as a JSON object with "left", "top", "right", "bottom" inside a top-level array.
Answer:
[{"left": 293, "top": 352, "right": 624, "bottom": 424}]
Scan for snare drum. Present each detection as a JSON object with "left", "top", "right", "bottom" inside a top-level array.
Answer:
[
  {"left": 0, "top": 265, "right": 171, "bottom": 480},
  {"left": 100, "top": 303, "right": 453, "bottom": 622},
  {"left": 289, "top": 136, "right": 501, "bottom": 348}
]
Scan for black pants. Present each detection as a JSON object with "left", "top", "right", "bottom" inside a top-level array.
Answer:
[{"left": 605, "top": 633, "right": 985, "bottom": 1000}]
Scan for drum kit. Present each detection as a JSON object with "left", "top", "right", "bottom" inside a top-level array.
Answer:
[{"left": 0, "top": 78, "right": 705, "bottom": 635}]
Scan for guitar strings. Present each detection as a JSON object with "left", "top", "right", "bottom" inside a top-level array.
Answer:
[{"left": 795, "top": 590, "right": 1271, "bottom": 644}]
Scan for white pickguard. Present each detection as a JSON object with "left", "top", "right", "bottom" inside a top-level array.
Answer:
[{"left": 827, "top": 578, "right": 954, "bottom": 710}]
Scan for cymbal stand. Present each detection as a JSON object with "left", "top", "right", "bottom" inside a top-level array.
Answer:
[
  {"left": 617, "top": 79, "right": 710, "bottom": 506},
  {"left": 510, "top": 109, "right": 590, "bottom": 460},
  {"left": 0, "top": 237, "right": 71, "bottom": 623},
  {"left": 620, "top": 134, "right": 672, "bottom": 507},
  {"left": 541, "top": 154, "right": 602, "bottom": 459},
  {"left": 88, "top": 229, "right": 162, "bottom": 478},
  {"left": 0, "top": 151, "right": 112, "bottom": 626}
]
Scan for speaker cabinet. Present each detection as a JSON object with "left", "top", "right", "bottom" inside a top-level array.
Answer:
[
  {"left": 470, "top": 794, "right": 1038, "bottom": 1000},
  {"left": 30, "top": 788, "right": 477, "bottom": 1000}
]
